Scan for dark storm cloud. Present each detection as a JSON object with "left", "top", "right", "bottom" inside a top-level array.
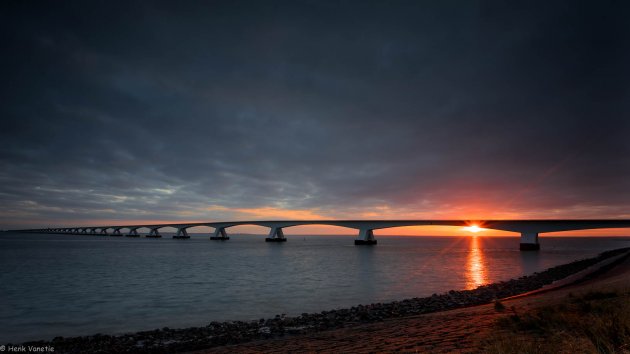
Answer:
[{"left": 1, "top": 0, "right": 629, "bottom": 228}]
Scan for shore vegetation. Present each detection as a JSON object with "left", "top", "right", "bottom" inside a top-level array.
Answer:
[{"left": 483, "top": 289, "right": 630, "bottom": 353}]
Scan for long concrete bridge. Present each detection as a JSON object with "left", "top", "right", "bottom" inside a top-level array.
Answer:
[{"left": 16, "top": 219, "right": 630, "bottom": 250}]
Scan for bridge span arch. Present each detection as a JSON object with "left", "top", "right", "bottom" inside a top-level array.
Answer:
[{"left": 17, "top": 219, "right": 630, "bottom": 250}]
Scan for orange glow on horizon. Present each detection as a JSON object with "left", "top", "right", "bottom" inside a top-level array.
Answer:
[
  {"left": 19, "top": 204, "right": 630, "bottom": 237},
  {"left": 25, "top": 221, "right": 630, "bottom": 236}
]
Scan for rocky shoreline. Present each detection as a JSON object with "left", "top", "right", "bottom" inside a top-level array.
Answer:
[{"left": 13, "top": 247, "right": 630, "bottom": 354}]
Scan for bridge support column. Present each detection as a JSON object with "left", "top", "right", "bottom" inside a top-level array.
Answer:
[
  {"left": 173, "top": 227, "right": 191, "bottom": 239},
  {"left": 355, "top": 228, "right": 377, "bottom": 245},
  {"left": 265, "top": 227, "right": 287, "bottom": 242},
  {"left": 99, "top": 228, "right": 108, "bottom": 236},
  {"left": 126, "top": 228, "right": 140, "bottom": 237},
  {"left": 89, "top": 228, "right": 97, "bottom": 235},
  {"left": 520, "top": 232, "right": 540, "bottom": 251},
  {"left": 210, "top": 227, "right": 229, "bottom": 240},
  {"left": 147, "top": 228, "right": 162, "bottom": 238},
  {"left": 81, "top": 228, "right": 87, "bottom": 235},
  {"left": 112, "top": 228, "right": 123, "bottom": 236}
]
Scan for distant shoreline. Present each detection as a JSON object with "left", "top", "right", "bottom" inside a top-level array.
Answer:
[{"left": 12, "top": 247, "right": 629, "bottom": 353}]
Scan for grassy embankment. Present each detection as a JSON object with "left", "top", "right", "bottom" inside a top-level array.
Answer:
[{"left": 484, "top": 290, "right": 630, "bottom": 353}]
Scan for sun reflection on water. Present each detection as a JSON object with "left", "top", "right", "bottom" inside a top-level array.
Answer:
[{"left": 466, "top": 235, "right": 488, "bottom": 289}]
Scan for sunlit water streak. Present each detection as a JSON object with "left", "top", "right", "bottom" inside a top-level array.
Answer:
[
  {"left": 466, "top": 236, "right": 488, "bottom": 289},
  {"left": 0, "top": 232, "right": 628, "bottom": 343}
]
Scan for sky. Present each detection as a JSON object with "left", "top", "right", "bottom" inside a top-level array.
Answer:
[{"left": 1, "top": 1, "right": 629, "bottom": 235}]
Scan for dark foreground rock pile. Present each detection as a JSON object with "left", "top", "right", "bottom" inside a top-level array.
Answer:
[{"left": 13, "top": 247, "right": 630, "bottom": 353}]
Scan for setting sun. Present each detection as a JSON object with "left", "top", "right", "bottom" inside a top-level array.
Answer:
[{"left": 463, "top": 225, "right": 483, "bottom": 233}]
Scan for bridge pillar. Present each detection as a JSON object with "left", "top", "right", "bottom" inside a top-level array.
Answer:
[
  {"left": 210, "top": 227, "right": 229, "bottom": 240},
  {"left": 520, "top": 232, "right": 540, "bottom": 251},
  {"left": 80, "top": 228, "right": 88, "bottom": 235},
  {"left": 89, "top": 228, "right": 97, "bottom": 235},
  {"left": 99, "top": 228, "right": 109, "bottom": 236},
  {"left": 147, "top": 227, "right": 162, "bottom": 238},
  {"left": 112, "top": 228, "right": 123, "bottom": 236},
  {"left": 126, "top": 228, "right": 140, "bottom": 237},
  {"left": 173, "top": 227, "right": 191, "bottom": 239},
  {"left": 265, "top": 227, "right": 287, "bottom": 242},
  {"left": 355, "top": 228, "right": 377, "bottom": 245}
]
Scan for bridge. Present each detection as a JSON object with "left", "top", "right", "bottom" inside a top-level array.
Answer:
[{"left": 15, "top": 219, "right": 630, "bottom": 250}]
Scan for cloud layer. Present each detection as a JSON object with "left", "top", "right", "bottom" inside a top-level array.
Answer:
[{"left": 1, "top": 1, "right": 629, "bottom": 229}]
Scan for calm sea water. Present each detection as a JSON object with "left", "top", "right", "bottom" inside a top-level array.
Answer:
[{"left": 1, "top": 232, "right": 629, "bottom": 343}]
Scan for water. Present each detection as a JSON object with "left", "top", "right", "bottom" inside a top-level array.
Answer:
[{"left": 1, "top": 232, "right": 628, "bottom": 343}]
